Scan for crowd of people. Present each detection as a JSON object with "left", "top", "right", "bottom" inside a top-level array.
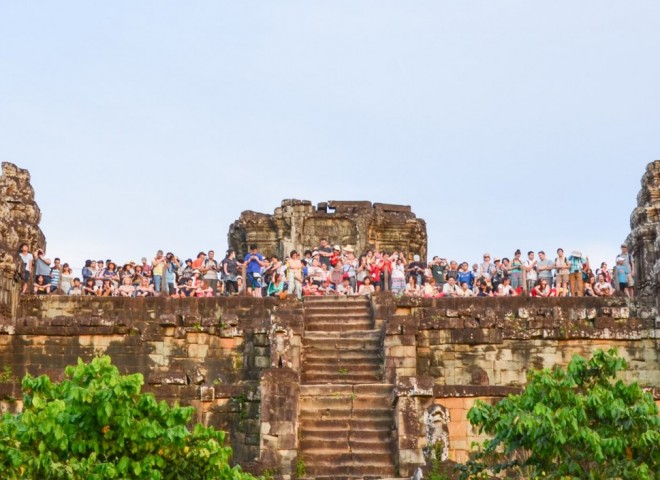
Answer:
[{"left": 16, "top": 240, "right": 636, "bottom": 300}]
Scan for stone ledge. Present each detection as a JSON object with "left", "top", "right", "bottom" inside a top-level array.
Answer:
[{"left": 433, "top": 385, "right": 523, "bottom": 398}]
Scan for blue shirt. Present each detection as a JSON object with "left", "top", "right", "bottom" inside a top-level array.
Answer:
[{"left": 245, "top": 252, "right": 264, "bottom": 274}]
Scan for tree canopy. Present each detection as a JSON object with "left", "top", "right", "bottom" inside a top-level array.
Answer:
[
  {"left": 0, "top": 356, "right": 257, "bottom": 480},
  {"left": 462, "top": 349, "right": 660, "bottom": 480}
]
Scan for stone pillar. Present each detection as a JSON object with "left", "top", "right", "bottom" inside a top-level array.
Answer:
[
  {"left": 393, "top": 376, "right": 434, "bottom": 477},
  {"left": 259, "top": 368, "right": 300, "bottom": 479}
]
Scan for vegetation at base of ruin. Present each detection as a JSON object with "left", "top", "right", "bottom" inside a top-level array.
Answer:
[
  {"left": 460, "top": 348, "right": 660, "bottom": 480},
  {"left": 0, "top": 356, "right": 258, "bottom": 480},
  {"left": 428, "top": 441, "right": 451, "bottom": 480},
  {"left": 0, "top": 365, "right": 13, "bottom": 383},
  {"left": 337, "top": 367, "right": 349, "bottom": 375},
  {"left": 296, "top": 457, "right": 306, "bottom": 478}
]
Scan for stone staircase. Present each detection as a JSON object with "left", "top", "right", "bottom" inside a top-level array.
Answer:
[{"left": 299, "top": 296, "right": 397, "bottom": 479}]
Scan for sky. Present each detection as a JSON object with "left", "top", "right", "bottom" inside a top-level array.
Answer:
[{"left": 1, "top": 1, "right": 659, "bottom": 271}]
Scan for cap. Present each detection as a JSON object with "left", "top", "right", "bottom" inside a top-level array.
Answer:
[{"left": 333, "top": 245, "right": 341, "bottom": 251}]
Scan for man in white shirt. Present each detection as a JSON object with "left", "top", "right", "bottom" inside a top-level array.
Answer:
[
  {"left": 442, "top": 277, "right": 461, "bottom": 297},
  {"left": 524, "top": 251, "right": 537, "bottom": 293}
]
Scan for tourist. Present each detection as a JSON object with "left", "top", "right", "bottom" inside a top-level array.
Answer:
[
  {"left": 68, "top": 278, "right": 82, "bottom": 296},
  {"left": 82, "top": 278, "right": 97, "bottom": 296},
  {"left": 479, "top": 253, "right": 496, "bottom": 283},
  {"left": 457, "top": 262, "right": 475, "bottom": 290},
  {"left": 104, "top": 262, "right": 120, "bottom": 289},
  {"left": 18, "top": 243, "right": 34, "bottom": 294},
  {"left": 458, "top": 281, "right": 475, "bottom": 297},
  {"left": 594, "top": 274, "right": 614, "bottom": 297},
  {"left": 302, "top": 276, "right": 320, "bottom": 296},
  {"left": 222, "top": 250, "right": 240, "bottom": 295},
  {"left": 244, "top": 244, "right": 266, "bottom": 297},
  {"left": 491, "top": 258, "right": 504, "bottom": 290},
  {"left": 431, "top": 256, "right": 447, "bottom": 291},
  {"left": 202, "top": 250, "right": 219, "bottom": 295},
  {"left": 404, "top": 274, "right": 421, "bottom": 296},
  {"left": 616, "top": 244, "right": 634, "bottom": 296},
  {"left": 81, "top": 260, "right": 94, "bottom": 285},
  {"left": 336, "top": 275, "right": 355, "bottom": 295},
  {"left": 532, "top": 278, "right": 554, "bottom": 297},
  {"left": 319, "top": 278, "right": 336, "bottom": 295},
  {"left": 116, "top": 276, "right": 136, "bottom": 297},
  {"left": 391, "top": 257, "right": 406, "bottom": 294},
  {"left": 60, "top": 263, "right": 74, "bottom": 295},
  {"left": 554, "top": 249, "right": 570, "bottom": 297},
  {"left": 583, "top": 276, "right": 596, "bottom": 297},
  {"left": 152, "top": 250, "right": 166, "bottom": 293},
  {"left": 165, "top": 253, "right": 180, "bottom": 295},
  {"left": 422, "top": 278, "right": 438, "bottom": 297},
  {"left": 442, "top": 276, "right": 461, "bottom": 297},
  {"left": 509, "top": 250, "right": 524, "bottom": 291},
  {"left": 137, "top": 277, "right": 156, "bottom": 297},
  {"left": 132, "top": 265, "right": 145, "bottom": 287},
  {"left": 317, "top": 239, "right": 333, "bottom": 270},
  {"left": 407, "top": 254, "right": 425, "bottom": 286},
  {"left": 356, "top": 255, "right": 370, "bottom": 287},
  {"left": 286, "top": 251, "right": 303, "bottom": 299},
  {"left": 524, "top": 251, "right": 537, "bottom": 293},
  {"left": 445, "top": 261, "right": 460, "bottom": 284},
  {"left": 33, "top": 248, "right": 52, "bottom": 286},
  {"left": 536, "top": 251, "right": 554, "bottom": 289},
  {"left": 94, "top": 260, "right": 104, "bottom": 288},
  {"left": 49, "top": 258, "right": 62, "bottom": 293},
  {"left": 195, "top": 281, "right": 213, "bottom": 297},
  {"left": 596, "top": 262, "right": 612, "bottom": 285},
  {"left": 33, "top": 275, "right": 50, "bottom": 295},
  {"left": 268, "top": 273, "right": 286, "bottom": 297},
  {"left": 614, "top": 258, "right": 632, "bottom": 297},
  {"left": 568, "top": 250, "right": 587, "bottom": 297},
  {"left": 357, "top": 275, "right": 375, "bottom": 297},
  {"left": 329, "top": 259, "right": 344, "bottom": 288},
  {"left": 342, "top": 246, "right": 358, "bottom": 290},
  {"left": 99, "top": 279, "right": 114, "bottom": 297},
  {"left": 141, "top": 257, "right": 152, "bottom": 279},
  {"left": 496, "top": 277, "right": 517, "bottom": 296}
]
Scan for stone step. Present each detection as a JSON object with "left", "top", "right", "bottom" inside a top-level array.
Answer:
[
  {"left": 304, "top": 306, "right": 371, "bottom": 314},
  {"left": 300, "top": 416, "right": 393, "bottom": 431},
  {"left": 302, "top": 372, "right": 382, "bottom": 384},
  {"left": 306, "top": 320, "right": 374, "bottom": 332},
  {"left": 302, "top": 462, "right": 396, "bottom": 478},
  {"left": 303, "top": 337, "right": 381, "bottom": 351},
  {"left": 300, "top": 433, "right": 394, "bottom": 453},
  {"left": 300, "top": 451, "right": 394, "bottom": 466},
  {"left": 304, "top": 329, "right": 381, "bottom": 339},
  {"left": 304, "top": 349, "right": 381, "bottom": 361},
  {"left": 303, "top": 359, "right": 382, "bottom": 371},
  {"left": 304, "top": 297, "right": 370, "bottom": 305},
  {"left": 300, "top": 407, "right": 392, "bottom": 421}
]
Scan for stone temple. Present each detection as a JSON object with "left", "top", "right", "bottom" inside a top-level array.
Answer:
[
  {"left": 228, "top": 199, "right": 428, "bottom": 262},
  {"left": 0, "top": 160, "right": 658, "bottom": 479}
]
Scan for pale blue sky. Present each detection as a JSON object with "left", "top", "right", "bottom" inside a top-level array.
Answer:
[{"left": 1, "top": 1, "right": 658, "bottom": 270}]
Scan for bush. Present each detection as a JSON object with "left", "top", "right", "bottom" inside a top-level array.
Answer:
[{"left": 0, "top": 356, "right": 257, "bottom": 479}]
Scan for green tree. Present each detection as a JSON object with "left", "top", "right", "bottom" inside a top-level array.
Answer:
[
  {"left": 0, "top": 356, "right": 257, "bottom": 480},
  {"left": 462, "top": 349, "right": 660, "bottom": 480}
]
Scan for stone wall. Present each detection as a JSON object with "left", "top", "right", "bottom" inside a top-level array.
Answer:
[
  {"left": 628, "top": 159, "right": 660, "bottom": 297},
  {"left": 0, "top": 162, "right": 46, "bottom": 274},
  {"left": 228, "top": 199, "right": 428, "bottom": 261},
  {"left": 0, "top": 295, "right": 304, "bottom": 467},
  {"left": 374, "top": 294, "right": 660, "bottom": 472}
]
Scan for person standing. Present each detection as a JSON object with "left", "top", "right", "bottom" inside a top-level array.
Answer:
[
  {"left": 222, "top": 249, "right": 240, "bottom": 295},
  {"left": 536, "top": 251, "right": 554, "bottom": 289},
  {"left": 152, "top": 250, "right": 166, "bottom": 293},
  {"left": 554, "top": 248, "right": 570, "bottom": 297},
  {"left": 317, "top": 239, "right": 333, "bottom": 270},
  {"left": 286, "top": 250, "right": 303, "bottom": 299},
  {"left": 18, "top": 243, "right": 33, "bottom": 294},
  {"left": 33, "top": 247, "right": 52, "bottom": 286},
  {"left": 523, "top": 251, "right": 537, "bottom": 293},
  {"left": 244, "top": 245, "right": 266, "bottom": 297},
  {"left": 616, "top": 244, "right": 634, "bottom": 296},
  {"left": 568, "top": 250, "right": 587, "bottom": 297},
  {"left": 202, "top": 250, "right": 220, "bottom": 295}
]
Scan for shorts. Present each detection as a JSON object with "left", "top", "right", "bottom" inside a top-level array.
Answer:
[
  {"left": 22, "top": 270, "right": 31, "bottom": 283},
  {"left": 556, "top": 272, "right": 569, "bottom": 284},
  {"left": 619, "top": 282, "right": 628, "bottom": 290}
]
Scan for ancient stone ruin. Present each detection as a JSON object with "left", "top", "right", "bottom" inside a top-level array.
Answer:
[
  {"left": 228, "top": 199, "right": 428, "bottom": 261},
  {"left": 0, "top": 161, "right": 658, "bottom": 480},
  {"left": 628, "top": 160, "right": 660, "bottom": 297}
]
